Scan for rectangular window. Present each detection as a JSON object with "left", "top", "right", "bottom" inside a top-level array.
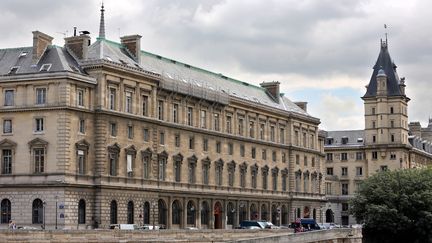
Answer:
[
  {"left": 282, "top": 175, "right": 287, "bottom": 191},
  {"left": 326, "top": 182, "right": 332, "bottom": 195},
  {"left": 216, "top": 141, "right": 221, "bottom": 153},
  {"left": 240, "top": 145, "right": 245, "bottom": 157},
  {"left": 77, "top": 150, "right": 85, "bottom": 175},
  {"left": 356, "top": 167, "right": 363, "bottom": 176},
  {"left": 109, "top": 88, "right": 116, "bottom": 110},
  {"left": 3, "top": 120, "right": 12, "bottom": 134},
  {"left": 303, "top": 132, "right": 307, "bottom": 147},
  {"left": 109, "top": 152, "right": 118, "bottom": 176},
  {"left": 142, "top": 95, "right": 148, "bottom": 116},
  {"left": 79, "top": 119, "right": 85, "bottom": 134},
  {"left": 175, "top": 134, "right": 181, "bottom": 147},
  {"left": 372, "top": 107, "right": 375, "bottom": 115},
  {"left": 390, "top": 120, "right": 394, "bottom": 128},
  {"left": 228, "top": 143, "right": 233, "bottom": 155},
  {"left": 380, "top": 165, "right": 388, "bottom": 171},
  {"left": 311, "top": 157, "right": 315, "bottom": 167},
  {"left": 304, "top": 156, "right": 308, "bottom": 166},
  {"left": 200, "top": 110, "right": 207, "bottom": 128},
  {"left": 272, "top": 151, "right": 276, "bottom": 162},
  {"left": 341, "top": 167, "right": 348, "bottom": 176},
  {"left": 213, "top": 113, "right": 220, "bottom": 131},
  {"left": 34, "top": 148, "right": 45, "bottom": 173},
  {"left": 356, "top": 152, "right": 363, "bottom": 160},
  {"left": 372, "top": 151, "right": 378, "bottom": 160},
  {"left": 341, "top": 183, "right": 349, "bottom": 195},
  {"left": 341, "top": 153, "right": 348, "bottom": 161},
  {"left": 36, "top": 88, "right": 47, "bottom": 105},
  {"left": 260, "top": 124, "right": 265, "bottom": 140},
  {"left": 125, "top": 91, "right": 132, "bottom": 113},
  {"left": 143, "top": 128, "right": 149, "bottom": 142},
  {"left": 280, "top": 128, "right": 285, "bottom": 144},
  {"left": 249, "top": 121, "right": 254, "bottom": 138},
  {"left": 373, "top": 135, "right": 376, "bottom": 143},
  {"left": 187, "top": 107, "right": 193, "bottom": 126},
  {"left": 159, "top": 132, "right": 165, "bottom": 145},
  {"left": 158, "top": 100, "right": 164, "bottom": 120},
  {"left": 35, "top": 118, "right": 44, "bottom": 132},
  {"left": 296, "top": 154, "right": 300, "bottom": 165},
  {"left": 203, "top": 138, "right": 208, "bottom": 151},
  {"left": 251, "top": 147, "right": 256, "bottom": 159},
  {"left": 127, "top": 154, "right": 133, "bottom": 177},
  {"left": 77, "top": 89, "right": 84, "bottom": 107},
  {"left": 310, "top": 135, "right": 315, "bottom": 148},
  {"left": 226, "top": 116, "right": 232, "bottom": 134},
  {"left": 342, "top": 203, "right": 349, "bottom": 212},
  {"left": 270, "top": 126, "right": 275, "bottom": 142},
  {"left": 295, "top": 131, "right": 299, "bottom": 146},
  {"left": 143, "top": 154, "right": 150, "bottom": 179},
  {"left": 203, "top": 165, "right": 209, "bottom": 185},
  {"left": 262, "top": 149, "right": 267, "bottom": 160},
  {"left": 4, "top": 90, "right": 14, "bottom": 106},
  {"left": 391, "top": 134, "right": 395, "bottom": 142},
  {"left": 127, "top": 125, "right": 134, "bottom": 139},
  {"left": 2, "top": 149, "right": 12, "bottom": 174},
  {"left": 390, "top": 153, "right": 396, "bottom": 160},
  {"left": 326, "top": 167, "right": 333, "bottom": 175},
  {"left": 189, "top": 136, "right": 195, "bottom": 149},
  {"left": 238, "top": 118, "right": 244, "bottom": 136},
  {"left": 282, "top": 152, "right": 286, "bottom": 163},
  {"left": 110, "top": 122, "right": 117, "bottom": 137},
  {"left": 173, "top": 104, "right": 179, "bottom": 123}
]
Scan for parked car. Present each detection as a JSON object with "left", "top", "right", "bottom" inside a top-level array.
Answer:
[
  {"left": 318, "top": 223, "right": 340, "bottom": 229},
  {"left": 290, "top": 218, "right": 321, "bottom": 232},
  {"left": 239, "top": 220, "right": 266, "bottom": 229},
  {"left": 260, "top": 221, "right": 280, "bottom": 229},
  {"left": 109, "top": 224, "right": 138, "bottom": 230},
  {"left": 138, "top": 224, "right": 160, "bottom": 230}
]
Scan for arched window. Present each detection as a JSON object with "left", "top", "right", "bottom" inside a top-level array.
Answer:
[
  {"left": 143, "top": 202, "right": 150, "bottom": 225},
  {"left": 250, "top": 204, "right": 257, "bottom": 220},
  {"left": 127, "top": 201, "right": 134, "bottom": 224},
  {"left": 325, "top": 209, "right": 334, "bottom": 223},
  {"left": 261, "top": 204, "right": 268, "bottom": 221},
  {"left": 281, "top": 205, "right": 288, "bottom": 225},
  {"left": 158, "top": 199, "right": 167, "bottom": 227},
  {"left": 32, "top": 199, "right": 43, "bottom": 224},
  {"left": 172, "top": 200, "right": 181, "bottom": 225},
  {"left": 201, "top": 201, "right": 209, "bottom": 225},
  {"left": 271, "top": 205, "right": 278, "bottom": 225},
  {"left": 227, "top": 202, "right": 235, "bottom": 225},
  {"left": 1, "top": 199, "right": 11, "bottom": 224},
  {"left": 110, "top": 200, "right": 117, "bottom": 224},
  {"left": 186, "top": 201, "right": 195, "bottom": 225},
  {"left": 78, "top": 199, "right": 86, "bottom": 224}
]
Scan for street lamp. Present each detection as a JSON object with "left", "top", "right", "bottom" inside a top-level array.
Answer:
[
  {"left": 42, "top": 201, "right": 46, "bottom": 230},
  {"left": 55, "top": 196, "right": 58, "bottom": 229}
]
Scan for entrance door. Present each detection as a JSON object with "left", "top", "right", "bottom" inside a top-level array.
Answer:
[{"left": 214, "top": 202, "right": 222, "bottom": 229}]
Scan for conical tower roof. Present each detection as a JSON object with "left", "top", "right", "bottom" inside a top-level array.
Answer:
[{"left": 363, "top": 40, "right": 404, "bottom": 98}]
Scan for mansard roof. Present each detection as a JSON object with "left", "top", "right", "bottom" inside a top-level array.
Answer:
[
  {"left": 363, "top": 40, "right": 404, "bottom": 98},
  {"left": 86, "top": 38, "right": 312, "bottom": 117}
]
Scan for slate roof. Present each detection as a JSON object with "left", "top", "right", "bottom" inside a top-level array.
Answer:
[
  {"left": 363, "top": 41, "right": 403, "bottom": 98},
  {"left": 324, "top": 130, "right": 365, "bottom": 147},
  {"left": 0, "top": 46, "right": 82, "bottom": 76},
  {"left": 86, "top": 38, "right": 311, "bottom": 117}
]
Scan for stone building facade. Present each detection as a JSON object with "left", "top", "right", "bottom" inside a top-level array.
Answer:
[
  {"left": 0, "top": 7, "right": 325, "bottom": 229},
  {"left": 323, "top": 39, "right": 432, "bottom": 226}
]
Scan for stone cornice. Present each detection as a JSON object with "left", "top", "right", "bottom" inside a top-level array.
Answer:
[{"left": 0, "top": 71, "right": 96, "bottom": 84}]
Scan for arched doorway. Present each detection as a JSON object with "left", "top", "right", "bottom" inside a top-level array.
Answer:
[
  {"left": 172, "top": 200, "right": 181, "bottom": 227},
  {"left": 304, "top": 206, "right": 310, "bottom": 218},
  {"left": 158, "top": 199, "right": 167, "bottom": 228},
  {"left": 32, "top": 199, "right": 43, "bottom": 224},
  {"left": 325, "top": 209, "right": 334, "bottom": 223},
  {"left": 143, "top": 202, "right": 150, "bottom": 225},
  {"left": 250, "top": 203, "right": 258, "bottom": 220},
  {"left": 78, "top": 199, "right": 86, "bottom": 224},
  {"left": 271, "top": 204, "right": 278, "bottom": 225},
  {"left": 281, "top": 205, "right": 288, "bottom": 225},
  {"left": 261, "top": 204, "right": 268, "bottom": 221},
  {"left": 226, "top": 202, "right": 235, "bottom": 227},
  {"left": 110, "top": 200, "right": 117, "bottom": 224},
  {"left": 201, "top": 201, "right": 210, "bottom": 228},
  {"left": 186, "top": 200, "right": 196, "bottom": 226},
  {"left": 239, "top": 203, "right": 247, "bottom": 223},
  {"left": 214, "top": 201, "right": 222, "bottom": 229},
  {"left": 1, "top": 199, "right": 11, "bottom": 224},
  {"left": 127, "top": 201, "right": 134, "bottom": 224}
]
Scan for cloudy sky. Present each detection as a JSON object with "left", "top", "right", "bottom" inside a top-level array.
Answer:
[{"left": 1, "top": 0, "right": 431, "bottom": 130}]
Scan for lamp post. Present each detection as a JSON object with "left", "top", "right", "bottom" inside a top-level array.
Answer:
[
  {"left": 55, "top": 196, "right": 58, "bottom": 229},
  {"left": 42, "top": 201, "right": 46, "bottom": 230}
]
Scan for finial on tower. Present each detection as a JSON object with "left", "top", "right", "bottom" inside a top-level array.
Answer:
[{"left": 99, "top": 2, "right": 106, "bottom": 39}]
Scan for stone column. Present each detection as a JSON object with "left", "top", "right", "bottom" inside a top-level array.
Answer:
[
  {"left": 222, "top": 200, "right": 226, "bottom": 229},
  {"left": 235, "top": 200, "right": 240, "bottom": 227},
  {"left": 196, "top": 199, "right": 201, "bottom": 229},
  {"left": 210, "top": 199, "right": 214, "bottom": 229},
  {"left": 182, "top": 198, "right": 187, "bottom": 229},
  {"left": 167, "top": 197, "right": 172, "bottom": 229}
]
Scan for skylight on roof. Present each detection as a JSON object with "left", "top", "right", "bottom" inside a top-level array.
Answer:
[
  {"left": 19, "top": 52, "right": 28, "bottom": 58},
  {"left": 39, "top": 64, "right": 52, "bottom": 72}
]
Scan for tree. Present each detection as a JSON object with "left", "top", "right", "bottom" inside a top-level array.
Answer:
[{"left": 351, "top": 168, "right": 432, "bottom": 243}]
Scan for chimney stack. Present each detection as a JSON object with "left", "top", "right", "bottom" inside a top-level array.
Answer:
[
  {"left": 64, "top": 33, "right": 91, "bottom": 60},
  {"left": 120, "top": 35, "right": 142, "bottom": 64},
  {"left": 294, "top": 102, "right": 308, "bottom": 112},
  {"left": 32, "top": 31, "right": 54, "bottom": 64},
  {"left": 260, "top": 81, "right": 280, "bottom": 102}
]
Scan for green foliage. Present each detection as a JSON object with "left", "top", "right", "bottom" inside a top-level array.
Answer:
[{"left": 350, "top": 168, "right": 432, "bottom": 243}]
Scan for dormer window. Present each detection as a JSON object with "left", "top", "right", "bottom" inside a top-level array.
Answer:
[
  {"left": 357, "top": 138, "right": 364, "bottom": 143},
  {"left": 326, "top": 137, "right": 334, "bottom": 145},
  {"left": 39, "top": 64, "right": 52, "bottom": 72},
  {"left": 8, "top": 66, "right": 19, "bottom": 75},
  {"left": 341, "top": 137, "right": 349, "bottom": 144},
  {"left": 19, "top": 51, "right": 28, "bottom": 58}
]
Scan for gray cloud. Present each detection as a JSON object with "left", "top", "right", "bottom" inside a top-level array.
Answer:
[{"left": 1, "top": 0, "right": 432, "bottom": 129}]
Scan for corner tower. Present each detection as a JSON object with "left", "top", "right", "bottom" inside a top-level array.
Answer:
[{"left": 362, "top": 39, "right": 410, "bottom": 169}]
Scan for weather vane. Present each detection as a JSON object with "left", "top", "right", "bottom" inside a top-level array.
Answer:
[{"left": 384, "top": 24, "right": 388, "bottom": 42}]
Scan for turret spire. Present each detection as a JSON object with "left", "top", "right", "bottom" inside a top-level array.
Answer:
[{"left": 98, "top": 2, "right": 106, "bottom": 39}]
